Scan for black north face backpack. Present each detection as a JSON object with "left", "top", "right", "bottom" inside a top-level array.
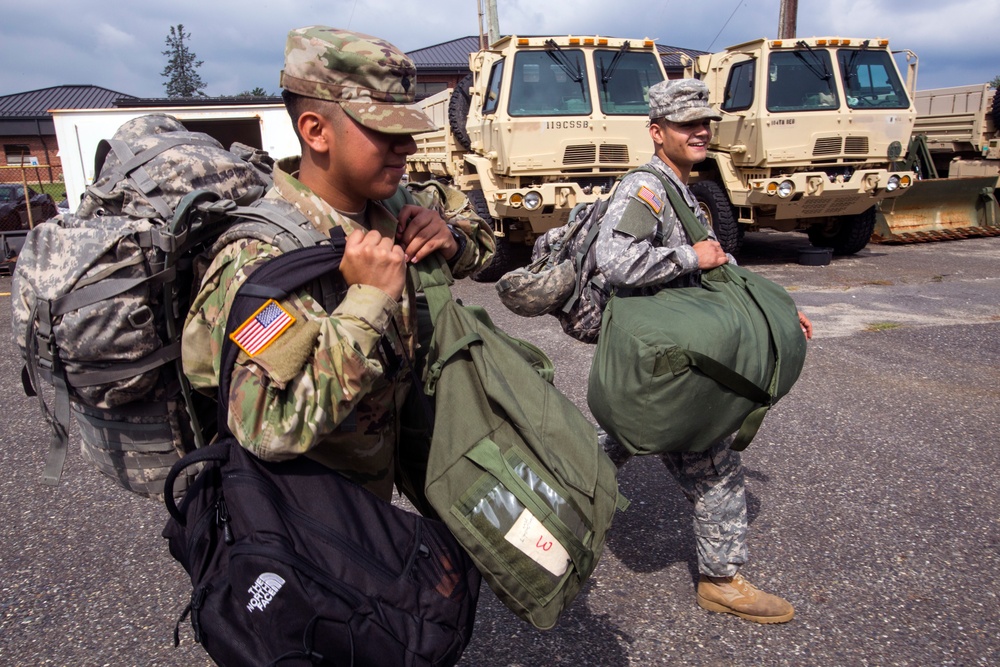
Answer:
[{"left": 162, "top": 231, "right": 481, "bottom": 666}]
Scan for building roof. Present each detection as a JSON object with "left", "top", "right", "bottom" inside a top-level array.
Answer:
[
  {"left": 409, "top": 36, "right": 482, "bottom": 69},
  {"left": 0, "top": 85, "right": 136, "bottom": 119},
  {"left": 116, "top": 96, "right": 283, "bottom": 108},
  {"left": 406, "top": 36, "right": 706, "bottom": 72}
]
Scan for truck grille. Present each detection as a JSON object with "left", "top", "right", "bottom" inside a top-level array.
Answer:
[
  {"left": 812, "top": 137, "right": 842, "bottom": 156},
  {"left": 599, "top": 144, "right": 630, "bottom": 163},
  {"left": 564, "top": 145, "right": 597, "bottom": 164},
  {"left": 844, "top": 136, "right": 869, "bottom": 154}
]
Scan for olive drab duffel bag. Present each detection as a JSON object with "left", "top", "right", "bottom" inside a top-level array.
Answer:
[
  {"left": 412, "top": 255, "right": 627, "bottom": 631},
  {"left": 587, "top": 175, "right": 808, "bottom": 455}
]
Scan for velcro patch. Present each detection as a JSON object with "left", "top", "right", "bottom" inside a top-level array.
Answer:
[
  {"left": 635, "top": 185, "right": 663, "bottom": 214},
  {"left": 230, "top": 299, "right": 295, "bottom": 356}
]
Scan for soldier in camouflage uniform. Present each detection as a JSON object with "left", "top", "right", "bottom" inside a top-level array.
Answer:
[
  {"left": 593, "top": 79, "right": 812, "bottom": 624},
  {"left": 182, "top": 26, "right": 495, "bottom": 502}
]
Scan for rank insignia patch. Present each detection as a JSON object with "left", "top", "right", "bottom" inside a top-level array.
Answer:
[
  {"left": 230, "top": 299, "right": 295, "bottom": 356},
  {"left": 635, "top": 185, "right": 663, "bottom": 214}
]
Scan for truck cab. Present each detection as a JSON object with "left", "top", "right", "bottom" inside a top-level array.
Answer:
[
  {"left": 688, "top": 37, "right": 918, "bottom": 255},
  {"left": 407, "top": 34, "right": 668, "bottom": 278}
]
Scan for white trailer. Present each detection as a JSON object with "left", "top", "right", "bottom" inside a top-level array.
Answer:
[{"left": 51, "top": 103, "right": 299, "bottom": 211}]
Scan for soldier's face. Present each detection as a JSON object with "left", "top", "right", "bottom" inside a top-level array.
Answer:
[
  {"left": 328, "top": 108, "right": 417, "bottom": 207},
  {"left": 651, "top": 119, "right": 712, "bottom": 174}
]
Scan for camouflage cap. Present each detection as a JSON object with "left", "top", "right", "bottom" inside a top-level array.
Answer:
[
  {"left": 648, "top": 79, "right": 723, "bottom": 123},
  {"left": 280, "top": 26, "right": 436, "bottom": 134}
]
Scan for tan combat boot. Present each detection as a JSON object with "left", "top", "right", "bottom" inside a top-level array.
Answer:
[{"left": 696, "top": 573, "right": 795, "bottom": 624}]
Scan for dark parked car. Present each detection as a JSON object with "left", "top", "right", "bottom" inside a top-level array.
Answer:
[{"left": 0, "top": 184, "right": 58, "bottom": 231}]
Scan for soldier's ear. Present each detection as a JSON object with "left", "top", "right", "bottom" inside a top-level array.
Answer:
[
  {"left": 649, "top": 120, "right": 665, "bottom": 147},
  {"left": 298, "top": 111, "right": 331, "bottom": 155}
]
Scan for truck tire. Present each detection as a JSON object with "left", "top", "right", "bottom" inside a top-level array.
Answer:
[
  {"left": 807, "top": 206, "right": 877, "bottom": 255},
  {"left": 690, "top": 180, "right": 744, "bottom": 256},
  {"left": 468, "top": 189, "right": 523, "bottom": 283},
  {"left": 448, "top": 74, "right": 474, "bottom": 151}
]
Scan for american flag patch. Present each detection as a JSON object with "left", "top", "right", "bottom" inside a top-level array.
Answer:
[
  {"left": 636, "top": 185, "right": 663, "bottom": 214},
  {"left": 229, "top": 300, "right": 295, "bottom": 356}
]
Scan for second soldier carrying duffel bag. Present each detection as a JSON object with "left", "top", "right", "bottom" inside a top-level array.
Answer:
[{"left": 588, "top": 175, "right": 808, "bottom": 455}]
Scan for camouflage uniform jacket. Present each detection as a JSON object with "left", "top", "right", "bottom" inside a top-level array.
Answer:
[
  {"left": 595, "top": 155, "right": 731, "bottom": 292},
  {"left": 182, "top": 160, "right": 495, "bottom": 500}
]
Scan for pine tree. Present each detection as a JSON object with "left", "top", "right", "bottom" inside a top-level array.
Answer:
[{"left": 161, "top": 24, "right": 207, "bottom": 98}]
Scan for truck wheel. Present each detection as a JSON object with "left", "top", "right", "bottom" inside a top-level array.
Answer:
[
  {"left": 690, "top": 180, "right": 743, "bottom": 256},
  {"left": 448, "top": 74, "right": 474, "bottom": 151},
  {"left": 468, "top": 189, "right": 522, "bottom": 283},
  {"left": 807, "top": 206, "right": 877, "bottom": 255}
]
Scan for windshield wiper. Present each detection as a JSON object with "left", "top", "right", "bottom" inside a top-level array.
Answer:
[
  {"left": 544, "top": 39, "right": 584, "bottom": 83},
  {"left": 601, "top": 41, "right": 630, "bottom": 84},
  {"left": 793, "top": 40, "right": 833, "bottom": 82},
  {"left": 843, "top": 39, "right": 871, "bottom": 87}
]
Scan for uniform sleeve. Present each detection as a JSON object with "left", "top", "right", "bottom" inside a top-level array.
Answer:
[
  {"left": 407, "top": 181, "right": 496, "bottom": 277},
  {"left": 181, "top": 238, "right": 400, "bottom": 461},
  {"left": 594, "top": 172, "right": 700, "bottom": 289}
]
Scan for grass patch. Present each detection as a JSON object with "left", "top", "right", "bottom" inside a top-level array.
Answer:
[
  {"left": 862, "top": 279, "right": 894, "bottom": 286},
  {"left": 864, "top": 321, "right": 904, "bottom": 332},
  {"left": 36, "top": 183, "right": 66, "bottom": 200}
]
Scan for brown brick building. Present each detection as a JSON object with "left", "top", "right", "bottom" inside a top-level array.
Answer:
[{"left": 0, "top": 85, "right": 136, "bottom": 188}]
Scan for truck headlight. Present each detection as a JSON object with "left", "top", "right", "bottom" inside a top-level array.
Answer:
[
  {"left": 885, "top": 175, "right": 900, "bottom": 192},
  {"left": 777, "top": 180, "right": 795, "bottom": 198},
  {"left": 523, "top": 191, "right": 543, "bottom": 210}
]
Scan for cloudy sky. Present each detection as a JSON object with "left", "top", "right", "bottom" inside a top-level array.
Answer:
[{"left": 2, "top": 0, "right": 997, "bottom": 99}]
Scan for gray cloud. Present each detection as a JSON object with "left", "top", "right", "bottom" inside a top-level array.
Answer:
[{"left": 2, "top": 0, "right": 996, "bottom": 98}]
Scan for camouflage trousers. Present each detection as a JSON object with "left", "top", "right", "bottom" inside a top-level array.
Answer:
[{"left": 660, "top": 434, "right": 748, "bottom": 578}]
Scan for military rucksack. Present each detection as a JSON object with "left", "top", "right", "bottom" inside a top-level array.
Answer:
[
  {"left": 495, "top": 168, "right": 663, "bottom": 344},
  {"left": 10, "top": 114, "right": 335, "bottom": 500}
]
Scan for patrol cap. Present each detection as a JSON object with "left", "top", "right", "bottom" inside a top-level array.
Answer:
[
  {"left": 280, "top": 26, "right": 436, "bottom": 134},
  {"left": 648, "top": 79, "right": 723, "bottom": 123}
]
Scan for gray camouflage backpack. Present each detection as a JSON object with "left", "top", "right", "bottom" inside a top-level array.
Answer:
[
  {"left": 10, "top": 114, "right": 327, "bottom": 500},
  {"left": 495, "top": 168, "right": 662, "bottom": 344}
]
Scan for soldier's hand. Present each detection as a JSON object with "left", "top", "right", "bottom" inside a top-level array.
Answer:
[
  {"left": 340, "top": 229, "right": 407, "bottom": 300},
  {"left": 396, "top": 204, "right": 459, "bottom": 264},
  {"left": 692, "top": 239, "right": 729, "bottom": 269}
]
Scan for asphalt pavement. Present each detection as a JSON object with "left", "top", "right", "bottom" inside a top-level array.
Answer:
[{"left": 1, "top": 231, "right": 998, "bottom": 666}]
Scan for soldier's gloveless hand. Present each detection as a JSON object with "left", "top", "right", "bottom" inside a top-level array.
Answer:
[{"left": 340, "top": 228, "right": 407, "bottom": 300}]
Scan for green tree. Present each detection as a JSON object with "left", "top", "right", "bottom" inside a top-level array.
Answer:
[
  {"left": 237, "top": 87, "right": 271, "bottom": 97},
  {"left": 990, "top": 74, "right": 1000, "bottom": 90},
  {"left": 161, "top": 24, "right": 207, "bottom": 98}
]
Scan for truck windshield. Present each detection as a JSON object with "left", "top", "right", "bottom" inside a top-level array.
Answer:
[
  {"left": 508, "top": 50, "right": 591, "bottom": 116},
  {"left": 594, "top": 49, "right": 665, "bottom": 115},
  {"left": 766, "top": 50, "right": 838, "bottom": 112},
  {"left": 837, "top": 48, "right": 909, "bottom": 109}
]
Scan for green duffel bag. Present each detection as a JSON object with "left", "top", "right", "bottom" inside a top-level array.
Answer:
[
  {"left": 412, "top": 256, "right": 626, "bottom": 631},
  {"left": 587, "top": 181, "right": 807, "bottom": 455}
]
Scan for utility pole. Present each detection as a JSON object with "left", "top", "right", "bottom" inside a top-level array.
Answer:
[
  {"left": 485, "top": 0, "right": 500, "bottom": 47},
  {"left": 477, "top": 0, "right": 486, "bottom": 50},
  {"left": 778, "top": 0, "right": 798, "bottom": 39}
]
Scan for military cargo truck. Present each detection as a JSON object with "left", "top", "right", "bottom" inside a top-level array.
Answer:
[
  {"left": 874, "top": 83, "right": 1000, "bottom": 242},
  {"left": 406, "top": 34, "right": 668, "bottom": 280},
  {"left": 685, "top": 37, "right": 918, "bottom": 255}
]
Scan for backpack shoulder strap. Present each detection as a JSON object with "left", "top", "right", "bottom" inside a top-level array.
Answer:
[
  {"left": 380, "top": 184, "right": 418, "bottom": 217},
  {"left": 215, "top": 227, "right": 349, "bottom": 439}
]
